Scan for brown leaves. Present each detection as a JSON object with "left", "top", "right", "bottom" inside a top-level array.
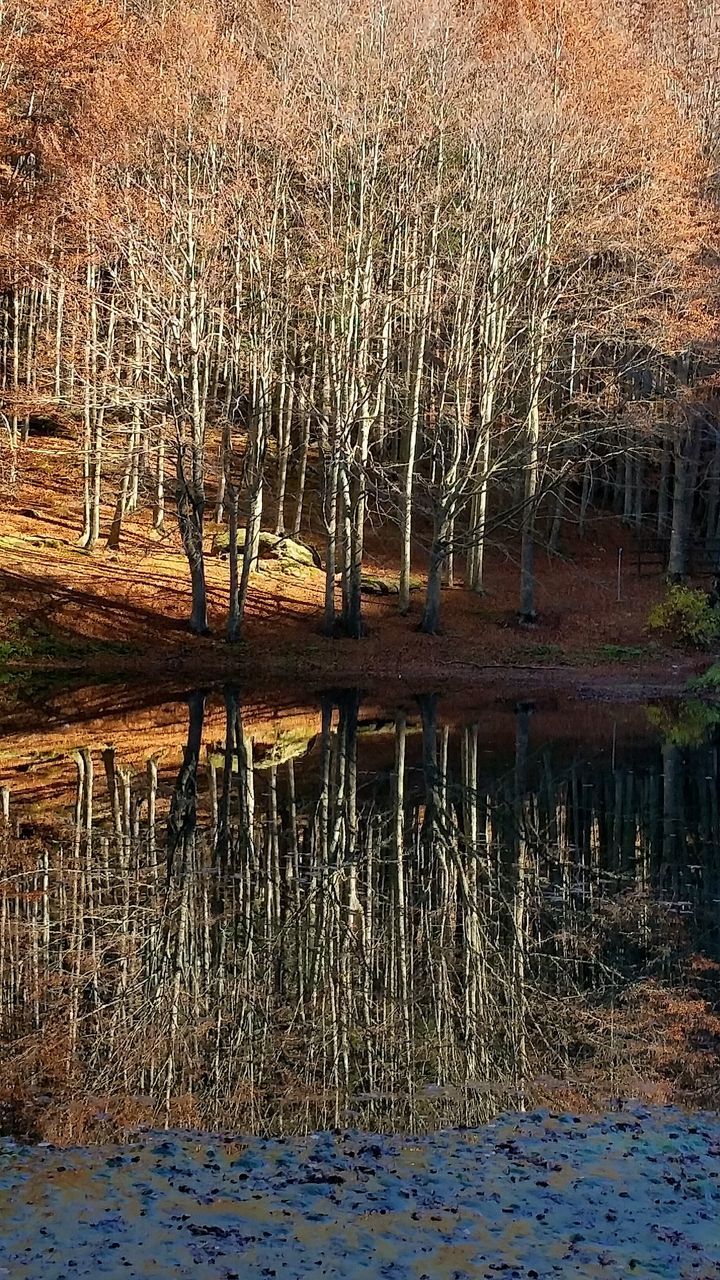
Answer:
[{"left": 0, "top": 0, "right": 121, "bottom": 241}]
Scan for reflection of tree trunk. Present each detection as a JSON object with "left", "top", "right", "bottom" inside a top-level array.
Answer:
[
  {"left": 417, "top": 693, "right": 440, "bottom": 845},
  {"left": 512, "top": 703, "right": 532, "bottom": 1110},
  {"left": 285, "top": 756, "right": 305, "bottom": 1016},
  {"left": 215, "top": 687, "right": 237, "bottom": 870},
  {"left": 11, "top": 679, "right": 720, "bottom": 1135},
  {"left": 167, "top": 690, "right": 206, "bottom": 882},
  {"left": 333, "top": 690, "right": 361, "bottom": 1095},
  {"left": 68, "top": 747, "right": 93, "bottom": 1071},
  {"left": 102, "top": 748, "right": 123, "bottom": 839},
  {"left": 514, "top": 703, "right": 532, "bottom": 801},
  {"left": 394, "top": 713, "right": 412, "bottom": 1081},
  {"left": 72, "top": 749, "right": 86, "bottom": 867},
  {"left": 147, "top": 757, "right": 158, "bottom": 875},
  {"left": 234, "top": 703, "right": 255, "bottom": 874},
  {"left": 661, "top": 741, "right": 682, "bottom": 895},
  {"left": 308, "top": 693, "right": 335, "bottom": 1017},
  {"left": 462, "top": 723, "right": 484, "bottom": 1078},
  {"left": 164, "top": 865, "right": 191, "bottom": 1125}
]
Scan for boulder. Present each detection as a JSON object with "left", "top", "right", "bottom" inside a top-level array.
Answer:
[
  {"left": 276, "top": 536, "right": 321, "bottom": 568},
  {"left": 360, "top": 576, "right": 399, "bottom": 596},
  {"left": 212, "top": 529, "right": 280, "bottom": 558},
  {"left": 212, "top": 528, "right": 321, "bottom": 568}
]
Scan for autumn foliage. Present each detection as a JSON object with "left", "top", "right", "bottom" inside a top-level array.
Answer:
[{"left": 0, "top": 0, "right": 717, "bottom": 636}]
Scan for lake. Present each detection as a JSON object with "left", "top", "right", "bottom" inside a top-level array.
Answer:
[{"left": 1, "top": 683, "right": 718, "bottom": 1144}]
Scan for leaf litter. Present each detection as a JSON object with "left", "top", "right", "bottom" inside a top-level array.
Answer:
[{"left": 0, "top": 1106, "right": 719, "bottom": 1279}]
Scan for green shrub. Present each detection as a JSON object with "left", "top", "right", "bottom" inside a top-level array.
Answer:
[
  {"left": 648, "top": 585, "right": 720, "bottom": 650},
  {"left": 688, "top": 662, "right": 720, "bottom": 693},
  {"left": 647, "top": 700, "right": 720, "bottom": 747},
  {"left": 0, "top": 621, "right": 136, "bottom": 665},
  {"left": 0, "top": 627, "right": 33, "bottom": 662}
]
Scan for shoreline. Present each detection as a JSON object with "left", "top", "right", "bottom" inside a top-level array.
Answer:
[
  {"left": 1, "top": 457, "right": 707, "bottom": 707},
  {"left": 2, "top": 1109, "right": 719, "bottom": 1277},
  {"left": 0, "top": 645, "right": 703, "bottom": 702}
]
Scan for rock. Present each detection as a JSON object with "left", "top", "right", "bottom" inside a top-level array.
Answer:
[
  {"left": 212, "top": 528, "right": 321, "bottom": 569},
  {"left": 211, "top": 529, "right": 280, "bottom": 558},
  {"left": 360, "top": 577, "right": 400, "bottom": 596},
  {"left": 212, "top": 528, "right": 238, "bottom": 556},
  {"left": 276, "top": 537, "right": 321, "bottom": 569},
  {"left": 26, "top": 535, "right": 64, "bottom": 550}
]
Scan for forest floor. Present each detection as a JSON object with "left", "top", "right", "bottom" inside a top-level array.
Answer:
[{"left": 0, "top": 436, "right": 708, "bottom": 698}]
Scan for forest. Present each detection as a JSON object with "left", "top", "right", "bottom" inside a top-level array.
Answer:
[{"left": 0, "top": 0, "right": 719, "bottom": 657}]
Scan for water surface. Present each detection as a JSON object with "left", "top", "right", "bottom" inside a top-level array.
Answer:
[{"left": 1, "top": 685, "right": 718, "bottom": 1143}]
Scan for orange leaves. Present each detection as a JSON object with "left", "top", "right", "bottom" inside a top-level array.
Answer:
[
  {"left": 0, "top": 0, "right": 121, "bottom": 218},
  {"left": 11, "top": 0, "right": 120, "bottom": 144},
  {"left": 20, "top": 0, "right": 120, "bottom": 84},
  {"left": 0, "top": 0, "right": 713, "bottom": 357}
]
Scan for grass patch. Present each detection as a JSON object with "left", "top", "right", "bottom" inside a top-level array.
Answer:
[
  {"left": 510, "top": 642, "right": 655, "bottom": 668},
  {"left": 0, "top": 667, "right": 74, "bottom": 709},
  {"left": 591, "top": 644, "right": 649, "bottom": 664},
  {"left": 0, "top": 621, "right": 137, "bottom": 665},
  {"left": 511, "top": 642, "right": 570, "bottom": 665}
]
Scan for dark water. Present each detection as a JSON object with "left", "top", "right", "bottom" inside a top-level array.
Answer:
[{"left": 1, "top": 686, "right": 719, "bottom": 1143}]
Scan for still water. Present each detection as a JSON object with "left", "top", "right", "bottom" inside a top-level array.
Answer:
[{"left": 1, "top": 686, "right": 719, "bottom": 1143}]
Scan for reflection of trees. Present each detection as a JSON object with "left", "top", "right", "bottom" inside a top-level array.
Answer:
[
  {"left": 1, "top": 693, "right": 720, "bottom": 1143},
  {"left": 167, "top": 691, "right": 205, "bottom": 880}
]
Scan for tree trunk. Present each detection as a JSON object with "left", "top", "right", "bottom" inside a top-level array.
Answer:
[
  {"left": 323, "top": 447, "right": 339, "bottom": 636},
  {"left": 667, "top": 418, "right": 700, "bottom": 580},
  {"left": 153, "top": 422, "right": 166, "bottom": 532},
  {"left": 519, "top": 441, "right": 539, "bottom": 624},
  {"left": 467, "top": 430, "right": 492, "bottom": 593},
  {"left": 419, "top": 520, "right": 447, "bottom": 634},
  {"left": 227, "top": 485, "right": 240, "bottom": 643},
  {"left": 176, "top": 445, "right": 209, "bottom": 634}
]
